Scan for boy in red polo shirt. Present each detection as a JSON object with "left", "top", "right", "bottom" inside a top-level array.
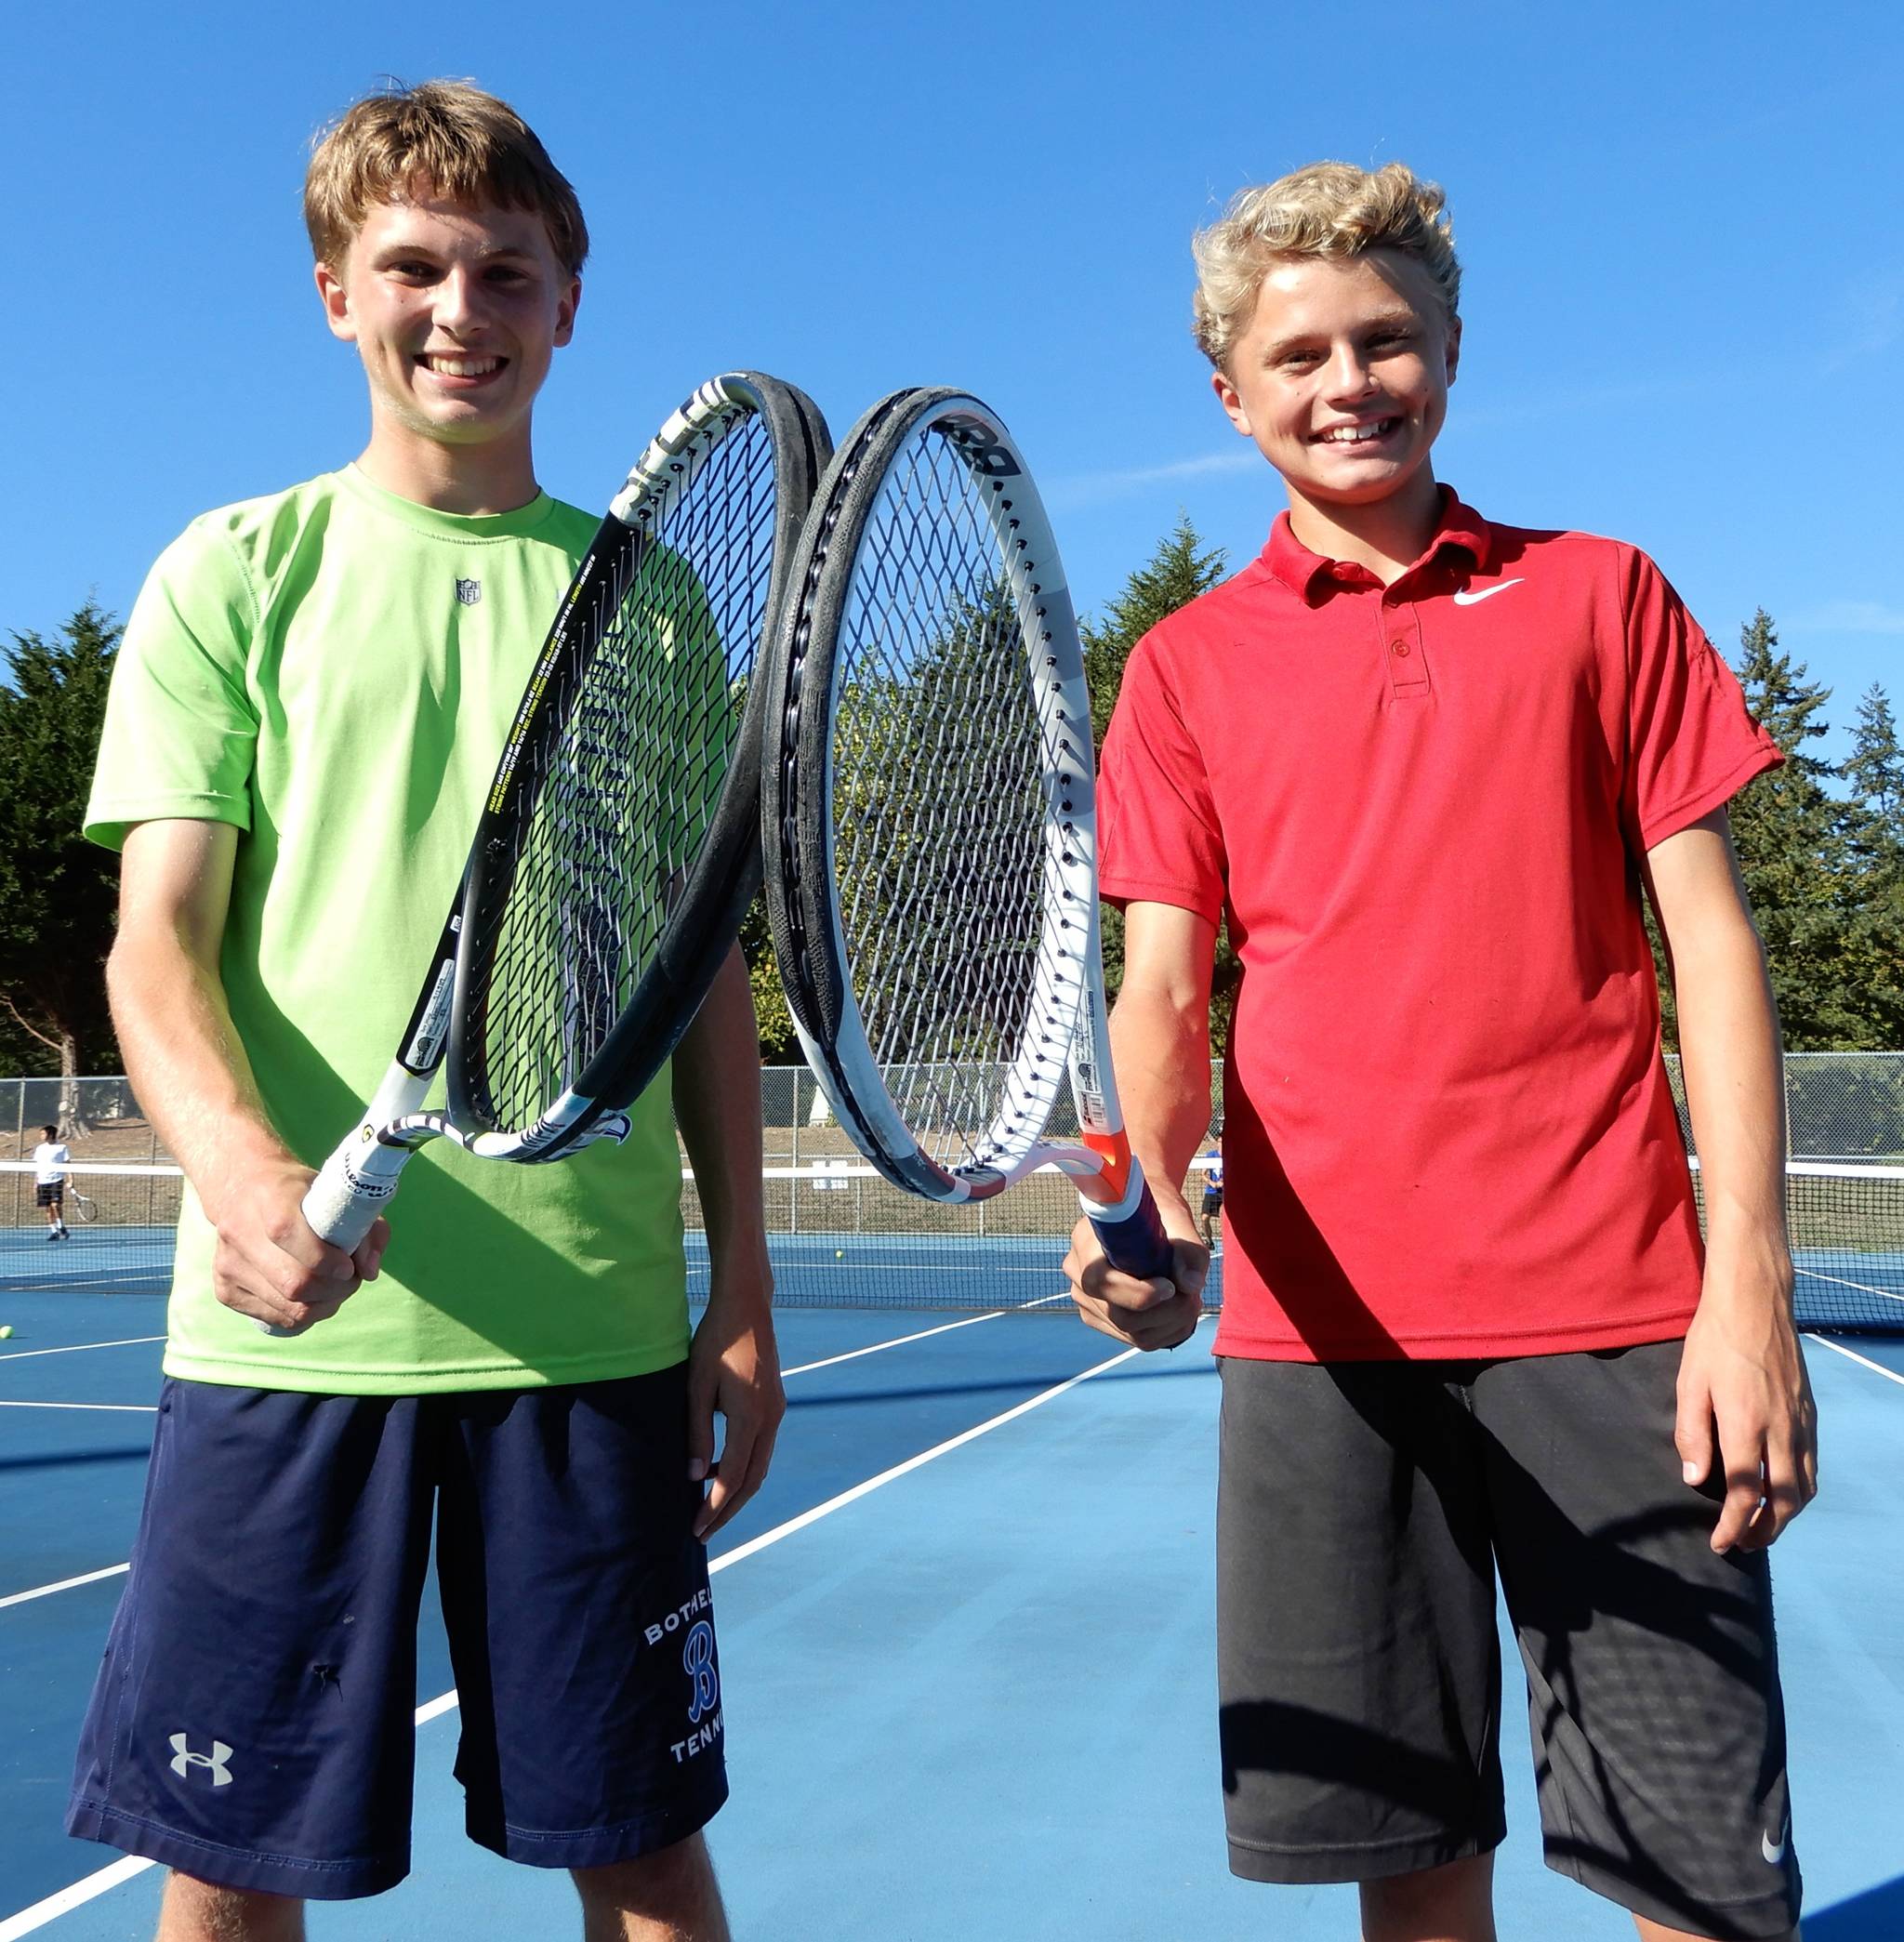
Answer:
[{"left": 1065, "top": 163, "right": 1813, "bottom": 1942}]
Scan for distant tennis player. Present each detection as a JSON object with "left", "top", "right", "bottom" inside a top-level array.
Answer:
[
  {"left": 33, "top": 1123, "right": 70, "bottom": 1241},
  {"left": 1066, "top": 163, "right": 1810, "bottom": 1942},
  {"left": 66, "top": 82, "right": 779, "bottom": 1939},
  {"left": 1197, "top": 1152, "right": 1223, "bottom": 1250}
]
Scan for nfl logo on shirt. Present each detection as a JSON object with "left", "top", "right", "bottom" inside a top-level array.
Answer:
[{"left": 456, "top": 578, "right": 482, "bottom": 606}]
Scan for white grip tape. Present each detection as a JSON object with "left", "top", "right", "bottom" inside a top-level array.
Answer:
[{"left": 300, "top": 1137, "right": 407, "bottom": 1252}]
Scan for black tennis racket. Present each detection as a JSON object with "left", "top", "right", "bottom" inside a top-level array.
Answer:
[
  {"left": 760, "top": 388, "right": 1172, "bottom": 1279},
  {"left": 295, "top": 372, "right": 830, "bottom": 1288}
]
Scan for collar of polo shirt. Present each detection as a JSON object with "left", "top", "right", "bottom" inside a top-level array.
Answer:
[{"left": 1264, "top": 487, "right": 1494, "bottom": 604}]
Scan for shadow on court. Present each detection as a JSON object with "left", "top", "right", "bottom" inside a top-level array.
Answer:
[
  {"left": 1807, "top": 1874, "right": 1904, "bottom": 1938},
  {"left": 0, "top": 1446, "right": 153, "bottom": 1474}
]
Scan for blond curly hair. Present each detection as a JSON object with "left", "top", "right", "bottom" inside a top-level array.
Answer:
[{"left": 1191, "top": 162, "right": 1459, "bottom": 368}]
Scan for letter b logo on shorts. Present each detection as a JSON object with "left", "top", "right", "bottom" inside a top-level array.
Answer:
[
  {"left": 684, "top": 1620, "right": 719, "bottom": 1724},
  {"left": 168, "top": 1732, "right": 234, "bottom": 1787}
]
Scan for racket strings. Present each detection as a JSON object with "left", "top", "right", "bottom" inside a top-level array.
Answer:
[
  {"left": 468, "top": 414, "right": 782, "bottom": 1130},
  {"left": 826, "top": 425, "right": 1066, "bottom": 1173}
]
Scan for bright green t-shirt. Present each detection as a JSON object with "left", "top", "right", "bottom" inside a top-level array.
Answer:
[{"left": 86, "top": 466, "right": 694, "bottom": 1394}]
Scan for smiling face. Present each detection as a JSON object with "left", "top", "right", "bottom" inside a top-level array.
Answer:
[
  {"left": 315, "top": 186, "right": 579, "bottom": 468},
  {"left": 1212, "top": 249, "right": 1459, "bottom": 515}
]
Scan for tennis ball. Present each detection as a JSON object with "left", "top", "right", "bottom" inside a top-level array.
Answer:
[
  {"left": 0, "top": 1325, "right": 14, "bottom": 1339},
  {"left": 835, "top": 1249, "right": 844, "bottom": 1259}
]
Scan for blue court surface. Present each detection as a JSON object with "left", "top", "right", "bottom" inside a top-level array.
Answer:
[{"left": 2, "top": 1277, "right": 1901, "bottom": 1939}]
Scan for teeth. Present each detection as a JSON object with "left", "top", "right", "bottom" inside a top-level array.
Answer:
[
  {"left": 422, "top": 355, "right": 500, "bottom": 377},
  {"left": 1319, "top": 421, "right": 1392, "bottom": 443}
]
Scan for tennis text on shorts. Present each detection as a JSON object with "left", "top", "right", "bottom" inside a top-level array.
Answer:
[{"left": 643, "top": 1587, "right": 712, "bottom": 1646}]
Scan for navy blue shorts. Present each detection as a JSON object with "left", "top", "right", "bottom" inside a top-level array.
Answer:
[{"left": 67, "top": 1366, "right": 726, "bottom": 1899}]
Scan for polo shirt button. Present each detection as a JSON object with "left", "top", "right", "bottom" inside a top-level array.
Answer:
[{"left": 1390, "top": 641, "right": 1411, "bottom": 657}]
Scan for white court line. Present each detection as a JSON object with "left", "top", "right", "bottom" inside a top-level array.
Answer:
[
  {"left": 0, "top": 1687, "right": 461, "bottom": 1940},
  {"left": 0, "top": 1565, "right": 129, "bottom": 1612},
  {"left": 711, "top": 1341, "right": 1143, "bottom": 1572},
  {"left": 1805, "top": 1332, "right": 1904, "bottom": 1387},
  {"left": 0, "top": 1401, "right": 155, "bottom": 1414},
  {"left": 0, "top": 1307, "right": 1075, "bottom": 1608},
  {"left": 0, "top": 1334, "right": 1151, "bottom": 1937},
  {"left": 780, "top": 1298, "right": 1065, "bottom": 1375},
  {"left": 0, "top": 1337, "right": 165, "bottom": 1363},
  {"left": 0, "top": 1858, "right": 152, "bottom": 1940}
]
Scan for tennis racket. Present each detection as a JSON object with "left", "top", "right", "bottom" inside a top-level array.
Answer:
[
  {"left": 68, "top": 1184, "right": 96, "bottom": 1223},
  {"left": 760, "top": 388, "right": 1172, "bottom": 1279},
  {"left": 291, "top": 373, "right": 830, "bottom": 1314}
]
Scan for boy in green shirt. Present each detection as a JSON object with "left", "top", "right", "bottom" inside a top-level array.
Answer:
[{"left": 67, "top": 82, "right": 778, "bottom": 1940}]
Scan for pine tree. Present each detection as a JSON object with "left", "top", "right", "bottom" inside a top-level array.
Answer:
[
  {"left": 1079, "top": 518, "right": 1241, "bottom": 1050},
  {"left": 1080, "top": 516, "right": 1228, "bottom": 754},
  {"left": 1725, "top": 610, "right": 1889, "bottom": 1048},
  {"left": 1838, "top": 683, "right": 1904, "bottom": 1047},
  {"left": 1844, "top": 684, "right": 1904, "bottom": 826},
  {"left": 0, "top": 603, "right": 125, "bottom": 1119}
]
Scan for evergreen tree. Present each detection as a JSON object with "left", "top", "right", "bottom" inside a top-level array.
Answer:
[
  {"left": 1079, "top": 518, "right": 1240, "bottom": 1050},
  {"left": 0, "top": 603, "right": 124, "bottom": 1118},
  {"left": 1724, "top": 610, "right": 1892, "bottom": 1048},
  {"left": 1080, "top": 516, "right": 1228, "bottom": 752},
  {"left": 1838, "top": 683, "right": 1904, "bottom": 1046},
  {"left": 1844, "top": 684, "right": 1904, "bottom": 826}
]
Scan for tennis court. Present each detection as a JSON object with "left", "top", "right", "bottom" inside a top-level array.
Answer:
[{"left": 3, "top": 1061, "right": 1903, "bottom": 1935}]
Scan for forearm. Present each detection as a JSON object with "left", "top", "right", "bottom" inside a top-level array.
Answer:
[
  {"left": 109, "top": 905, "right": 293, "bottom": 1226},
  {"left": 1667, "top": 899, "right": 1792, "bottom": 1309},
  {"left": 671, "top": 944, "right": 770, "bottom": 1295},
  {"left": 1110, "top": 981, "right": 1214, "bottom": 1234}
]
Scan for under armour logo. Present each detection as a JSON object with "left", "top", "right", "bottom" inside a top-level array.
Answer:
[
  {"left": 168, "top": 1733, "right": 233, "bottom": 1787},
  {"left": 456, "top": 578, "right": 483, "bottom": 606},
  {"left": 684, "top": 1620, "right": 720, "bottom": 1724}
]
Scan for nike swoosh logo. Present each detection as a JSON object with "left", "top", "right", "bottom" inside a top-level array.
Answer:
[
  {"left": 1762, "top": 1828, "right": 1788, "bottom": 1866},
  {"left": 1452, "top": 578, "right": 1525, "bottom": 605}
]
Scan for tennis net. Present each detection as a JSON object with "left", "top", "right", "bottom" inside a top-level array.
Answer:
[{"left": 4, "top": 1156, "right": 1900, "bottom": 1332}]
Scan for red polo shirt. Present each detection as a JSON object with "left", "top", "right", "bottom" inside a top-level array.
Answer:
[{"left": 1098, "top": 490, "right": 1781, "bottom": 1361}]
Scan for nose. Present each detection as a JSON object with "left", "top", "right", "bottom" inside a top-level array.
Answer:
[
  {"left": 1324, "top": 341, "right": 1378, "bottom": 401},
  {"left": 432, "top": 266, "right": 484, "bottom": 334}
]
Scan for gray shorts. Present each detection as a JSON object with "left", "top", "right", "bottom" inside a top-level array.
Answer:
[{"left": 1217, "top": 1341, "right": 1801, "bottom": 1940}]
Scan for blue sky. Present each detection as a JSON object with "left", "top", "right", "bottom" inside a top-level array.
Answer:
[{"left": 7, "top": 1, "right": 1898, "bottom": 764}]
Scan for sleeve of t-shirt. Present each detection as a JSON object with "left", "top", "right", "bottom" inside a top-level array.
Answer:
[
  {"left": 84, "top": 519, "right": 261, "bottom": 852},
  {"left": 1097, "top": 628, "right": 1227, "bottom": 922},
  {"left": 1621, "top": 548, "right": 1782, "bottom": 852}
]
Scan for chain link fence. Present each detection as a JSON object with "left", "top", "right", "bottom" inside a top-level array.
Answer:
[{"left": 6, "top": 1054, "right": 1897, "bottom": 1181}]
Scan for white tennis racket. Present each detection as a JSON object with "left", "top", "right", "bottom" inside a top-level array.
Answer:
[{"left": 760, "top": 388, "right": 1172, "bottom": 1278}]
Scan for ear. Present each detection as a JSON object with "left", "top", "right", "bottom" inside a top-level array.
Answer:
[
  {"left": 553, "top": 272, "right": 582, "bottom": 350},
  {"left": 1211, "top": 364, "right": 1252, "bottom": 439},
  {"left": 314, "top": 258, "right": 356, "bottom": 344},
  {"left": 1444, "top": 313, "right": 1462, "bottom": 387}
]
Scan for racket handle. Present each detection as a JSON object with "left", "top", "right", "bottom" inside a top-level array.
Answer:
[
  {"left": 253, "top": 1138, "right": 410, "bottom": 1339},
  {"left": 301, "top": 1138, "right": 406, "bottom": 1251},
  {"left": 1085, "top": 1162, "right": 1176, "bottom": 1283}
]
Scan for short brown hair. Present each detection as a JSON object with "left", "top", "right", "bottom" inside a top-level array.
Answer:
[
  {"left": 1191, "top": 162, "right": 1459, "bottom": 369},
  {"left": 304, "top": 79, "right": 588, "bottom": 276}
]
